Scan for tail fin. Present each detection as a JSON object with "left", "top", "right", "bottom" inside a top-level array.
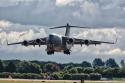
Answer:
[
  {"left": 6, "top": 39, "right": 9, "bottom": 45},
  {"left": 114, "top": 36, "right": 118, "bottom": 44},
  {"left": 65, "top": 25, "right": 70, "bottom": 36},
  {"left": 50, "top": 23, "right": 90, "bottom": 36}
]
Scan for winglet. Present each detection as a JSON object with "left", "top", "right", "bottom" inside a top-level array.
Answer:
[
  {"left": 6, "top": 39, "right": 9, "bottom": 45},
  {"left": 114, "top": 36, "right": 118, "bottom": 44}
]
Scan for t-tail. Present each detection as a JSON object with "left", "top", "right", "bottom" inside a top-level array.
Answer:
[
  {"left": 65, "top": 23, "right": 70, "bottom": 36},
  {"left": 50, "top": 23, "right": 90, "bottom": 37}
]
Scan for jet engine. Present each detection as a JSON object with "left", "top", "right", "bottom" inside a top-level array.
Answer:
[
  {"left": 66, "top": 38, "right": 74, "bottom": 50},
  {"left": 35, "top": 39, "right": 41, "bottom": 47},
  {"left": 67, "top": 38, "right": 74, "bottom": 44},
  {"left": 66, "top": 38, "right": 74, "bottom": 45},
  {"left": 36, "top": 39, "right": 41, "bottom": 44},
  {"left": 84, "top": 40, "right": 90, "bottom": 46},
  {"left": 22, "top": 40, "right": 28, "bottom": 46}
]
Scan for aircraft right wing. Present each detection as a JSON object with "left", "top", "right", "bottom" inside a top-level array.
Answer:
[
  {"left": 74, "top": 38, "right": 117, "bottom": 46},
  {"left": 7, "top": 37, "right": 47, "bottom": 47}
]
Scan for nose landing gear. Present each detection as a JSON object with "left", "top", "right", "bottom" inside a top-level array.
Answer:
[{"left": 46, "top": 44, "right": 55, "bottom": 55}]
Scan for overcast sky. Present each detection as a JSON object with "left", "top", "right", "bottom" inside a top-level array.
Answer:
[{"left": 0, "top": 0, "right": 125, "bottom": 63}]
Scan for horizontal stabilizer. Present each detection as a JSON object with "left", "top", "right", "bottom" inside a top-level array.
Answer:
[
  {"left": 49, "top": 26, "right": 66, "bottom": 29},
  {"left": 49, "top": 23, "right": 92, "bottom": 36},
  {"left": 50, "top": 26, "right": 91, "bottom": 29},
  {"left": 69, "top": 26, "right": 90, "bottom": 28}
]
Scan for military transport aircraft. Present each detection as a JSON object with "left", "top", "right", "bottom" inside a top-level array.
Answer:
[{"left": 7, "top": 23, "right": 117, "bottom": 55}]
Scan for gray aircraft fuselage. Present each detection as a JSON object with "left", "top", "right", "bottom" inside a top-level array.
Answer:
[{"left": 46, "top": 34, "right": 72, "bottom": 52}]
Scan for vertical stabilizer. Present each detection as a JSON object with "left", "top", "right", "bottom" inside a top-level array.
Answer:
[
  {"left": 65, "top": 23, "right": 70, "bottom": 37},
  {"left": 49, "top": 23, "right": 89, "bottom": 37}
]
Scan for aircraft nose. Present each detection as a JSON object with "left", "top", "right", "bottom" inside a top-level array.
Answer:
[
  {"left": 49, "top": 35, "right": 53, "bottom": 44},
  {"left": 49, "top": 35, "right": 54, "bottom": 40}
]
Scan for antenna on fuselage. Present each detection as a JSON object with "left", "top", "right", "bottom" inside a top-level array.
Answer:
[{"left": 49, "top": 23, "right": 90, "bottom": 37}]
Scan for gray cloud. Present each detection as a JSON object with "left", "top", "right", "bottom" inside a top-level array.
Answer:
[
  {"left": 0, "top": 0, "right": 125, "bottom": 27},
  {"left": 0, "top": 0, "right": 125, "bottom": 63}
]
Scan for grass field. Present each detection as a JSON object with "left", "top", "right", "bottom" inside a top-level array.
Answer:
[{"left": 0, "top": 79, "right": 125, "bottom": 83}]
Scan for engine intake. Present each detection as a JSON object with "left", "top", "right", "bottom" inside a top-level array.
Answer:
[
  {"left": 22, "top": 40, "right": 28, "bottom": 46},
  {"left": 67, "top": 38, "right": 74, "bottom": 44},
  {"left": 35, "top": 39, "right": 42, "bottom": 47},
  {"left": 36, "top": 39, "right": 41, "bottom": 44},
  {"left": 84, "top": 40, "right": 90, "bottom": 45}
]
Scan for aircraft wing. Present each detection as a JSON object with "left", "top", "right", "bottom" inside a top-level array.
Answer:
[
  {"left": 7, "top": 37, "right": 47, "bottom": 46},
  {"left": 74, "top": 38, "right": 117, "bottom": 46}
]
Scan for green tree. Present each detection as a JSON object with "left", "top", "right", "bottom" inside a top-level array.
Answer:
[
  {"left": 105, "top": 58, "right": 119, "bottom": 68},
  {"left": 81, "top": 61, "right": 91, "bottom": 67},
  {"left": 63, "top": 74, "right": 72, "bottom": 80},
  {"left": 43, "top": 63, "right": 60, "bottom": 73},
  {"left": 64, "top": 65, "right": 73, "bottom": 70},
  {"left": 102, "top": 68, "right": 115, "bottom": 78},
  {"left": 0, "top": 60, "right": 4, "bottom": 72},
  {"left": 6, "top": 62, "right": 16, "bottom": 73},
  {"left": 18, "top": 61, "right": 41, "bottom": 74},
  {"left": 83, "top": 68, "right": 94, "bottom": 74},
  {"left": 52, "top": 72, "right": 63, "bottom": 80},
  {"left": 30, "top": 63, "right": 42, "bottom": 74},
  {"left": 94, "top": 67, "right": 105, "bottom": 74},
  {"left": 92, "top": 58, "right": 104, "bottom": 68},
  {"left": 76, "top": 67, "right": 83, "bottom": 73},
  {"left": 119, "top": 66, "right": 125, "bottom": 77},
  {"left": 102, "top": 68, "right": 121, "bottom": 78},
  {"left": 89, "top": 73, "right": 102, "bottom": 80},
  {"left": 69, "top": 68, "right": 78, "bottom": 74},
  {"left": 63, "top": 64, "right": 73, "bottom": 73},
  {"left": 119, "top": 60, "right": 125, "bottom": 77},
  {"left": 120, "top": 60, "right": 125, "bottom": 67}
]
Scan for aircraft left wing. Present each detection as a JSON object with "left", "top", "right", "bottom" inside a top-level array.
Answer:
[
  {"left": 7, "top": 37, "right": 47, "bottom": 47},
  {"left": 74, "top": 38, "right": 117, "bottom": 46}
]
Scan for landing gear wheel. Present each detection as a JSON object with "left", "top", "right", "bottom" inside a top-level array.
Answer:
[
  {"left": 51, "top": 51, "right": 54, "bottom": 54},
  {"left": 47, "top": 51, "right": 54, "bottom": 55},
  {"left": 47, "top": 51, "right": 51, "bottom": 55},
  {"left": 64, "top": 49, "right": 70, "bottom": 55}
]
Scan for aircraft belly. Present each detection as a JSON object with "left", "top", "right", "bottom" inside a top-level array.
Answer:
[{"left": 54, "top": 46, "right": 64, "bottom": 52}]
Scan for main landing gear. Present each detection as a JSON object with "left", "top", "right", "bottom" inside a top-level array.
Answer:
[
  {"left": 47, "top": 50, "right": 54, "bottom": 55},
  {"left": 47, "top": 44, "right": 55, "bottom": 55},
  {"left": 64, "top": 49, "right": 70, "bottom": 55}
]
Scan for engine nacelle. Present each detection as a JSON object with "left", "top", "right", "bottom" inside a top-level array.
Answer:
[
  {"left": 22, "top": 40, "right": 28, "bottom": 46},
  {"left": 35, "top": 39, "right": 42, "bottom": 47},
  {"left": 35, "top": 39, "right": 41, "bottom": 44},
  {"left": 67, "top": 38, "right": 74, "bottom": 44},
  {"left": 84, "top": 40, "right": 90, "bottom": 46},
  {"left": 66, "top": 38, "right": 74, "bottom": 50}
]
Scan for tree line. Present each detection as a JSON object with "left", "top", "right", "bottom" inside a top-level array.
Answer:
[{"left": 0, "top": 58, "right": 125, "bottom": 80}]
